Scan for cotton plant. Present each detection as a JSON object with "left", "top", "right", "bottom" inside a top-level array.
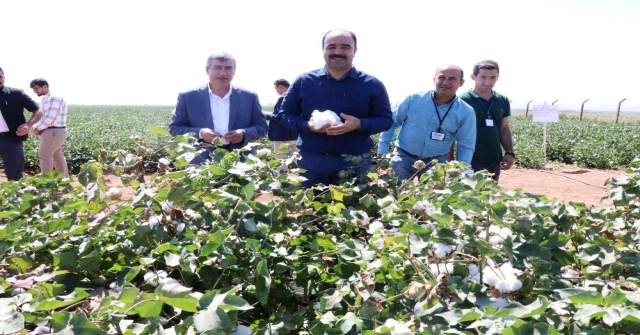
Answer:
[
  {"left": 309, "top": 110, "right": 343, "bottom": 130},
  {"left": 470, "top": 260, "right": 523, "bottom": 294},
  {"left": 477, "top": 225, "right": 513, "bottom": 245}
]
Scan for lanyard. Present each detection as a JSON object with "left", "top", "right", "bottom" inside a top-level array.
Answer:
[
  {"left": 431, "top": 93, "right": 455, "bottom": 132},
  {"left": 476, "top": 96, "right": 494, "bottom": 119}
]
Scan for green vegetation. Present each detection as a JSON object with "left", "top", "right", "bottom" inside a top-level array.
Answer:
[
  {"left": 22, "top": 106, "right": 174, "bottom": 174},
  {"left": 3, "top": 106, "right": 637, "bottom": 176},
  {"left": 510, "top": 115, "right": 640, "bottom": 169},
  {"left": 2, "top": 132, "right": 640, "bottom": 334}
]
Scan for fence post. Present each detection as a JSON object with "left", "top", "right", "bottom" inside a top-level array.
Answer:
[
  {"left": 579, "top": 99, "right": 589, "bottom": 121},
  {"left": 525, "top": 100, "right": 533, "bottom": 117},
  {"left": 616, "top": 98, "right": 627, "bottom": 124}
]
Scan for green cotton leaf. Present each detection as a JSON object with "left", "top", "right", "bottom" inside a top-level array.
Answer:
[
  {"left": 0, "top": 211, "right": 18, "bottom": 219},
  {"left": 148, "top": 126, "right": 169, "bottom": 137},
  {"left": 573, "top": 304, "right": 606, "bottom": 323},
  {"left": 540, "top": 233, "right": 571, "bottom": 249},
  {"left": 359, "top": 194, "right": 376, "bottom": 208},
  {"left": 35, "top": 288, "right": 90, "bottom": 311},
  {"left": 436, "top": 309, "right": 469, "bottom": 326},
  {"left": 556, "top": 288, "right": 603, "bottom": 305},
  {"left": 320, "top": 290, "right": 343, "bottom": 311},
  {"left": 625, "top": 291, "right": 640, "bottom": 304},
  {"left": 115, "top": 287, "right": 140, "bottom": 312},
  {"left": 241, "top": 182, "right": 255, "bottom": 200},
  {"left": 515, "top": 243, "right": 551, "bottom": 259},
  {"left": 503, "top": 321, "right": 555, "bottom": 335},
  {"left": 408, "top": 233, "right": 429, "bottom": 254},
  {"left": 161, "top": 296, "right": 199, "bottom": 312},
  {"left": 316, "top": 237, "right": 336, "bottom": 250},
  {"left": 329, "top": 187, "right": 344, "bottom": 201},
  {"left": 117, "top": 266, "right": 142, "bottom": 287},
  {"left": 489, "top": 202, "right": 508, "bottom": 218},
  {"left": 255, "top": 259, "right": 271, "bottom": 306},
  {"left": 602, "top": 307, "right": 626, "bottom": 326},
  {"left": 66, "top": 313, "right": 103, "bottom": 334},
  {"left": 339, "top": 312, "right": 363, "bottom": 334},
  {"left": 0, "top": 298, "right": 25, "bottom": 334},
  {"left": 201, "top": 230, "right": 226, "bottom": 256},
  {"left": 167, "top": 186, "right": 189, "bottom": 206},
  {"left": 492, "top": 296, "right": 549, "bottom": 319},
  {"left": 164, "top": 252, "right": 181, "bottom": 267},
  {"left": 156, "top": 281, "right": 192, "bottom": 298},
  {"left": 193, "top": 305, "right": 234, "bottom": 333},
  {"left": 430, "top": 212, "right": 452, "bottom": 225},
  {"left": 218, "top": 295, "right": 253, "bottom": 311},
  {"left": 133, "top": 293, "right": 164, "bottom": 318},
  {"left": 451, "top": 208, "right": 467, "bottom": 220}
]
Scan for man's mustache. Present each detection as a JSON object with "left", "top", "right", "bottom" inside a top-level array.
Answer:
[{"left": 330, "top": 54, "right": 347, "bottom": 60}]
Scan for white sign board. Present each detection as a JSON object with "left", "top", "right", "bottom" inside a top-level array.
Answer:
[{"left": 533, "top": 105, "right": 559, "bottom": 123}]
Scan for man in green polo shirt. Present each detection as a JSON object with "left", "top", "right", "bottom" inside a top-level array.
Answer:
[{"left": 459, "top": 60, "right": 514, "bottom": 181}]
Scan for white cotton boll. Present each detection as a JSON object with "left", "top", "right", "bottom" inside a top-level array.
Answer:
[
  {"left": 495, "top": 281, "right": 509, "bottom": 293},
  {"left": 30, "top": 326, "right": 51, "bottom": 335},
  {"left": 412, "top": 201, "right": 425, "bottom": 211},
  {"left": 482, "top": 270, "right": 500, "bottom": 287},
  {"left": 159, "top": 158, "right": 171, "bottom": 166},
  {"left": 499, "top": 227, "right": 513, "bottom": 238},
  {"left": 367, "top": 221, "right": 385, "bottom": 233},
  {"left": 489, "top": 235, "right": 505, "bottom": 245},
  {"left": 428, "top": 263, "right": 454, "bottom": 275},
  {"left": 489, "top": 225, "right": 501, "bottom": 235},
  {"left": 506, "top": 278, "right": 522, "bottom": 292},
  {"left": 176, "top": 222, "right": 185, "bottom": 233},
  {"left": 309, "top": 110, "right": 343, "bottom": 130},
  {"left": 429, "top": 243, "right": 453, "bottom": 259}
]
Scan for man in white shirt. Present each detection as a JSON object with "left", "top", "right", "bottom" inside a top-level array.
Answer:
[{"left": 169, "top": 52, "right": 267, "bottom": 164}]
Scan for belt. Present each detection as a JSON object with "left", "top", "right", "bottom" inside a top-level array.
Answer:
[
  {"left": 0, "top": 132, "right": 10, "bottom": 138},
  {"left": 48, "top": 126, "right": 66, "bottom": 129},
  {"left": 397, "top": 148, "right": 442, "bottom": 162}
]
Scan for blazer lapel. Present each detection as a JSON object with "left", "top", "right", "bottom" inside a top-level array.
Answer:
[
  {"left": 228, "top": 87, "right": 238, "bottom": 130},
  {"left": 199, "top": 86, "right": 214, "bottom": 128}
]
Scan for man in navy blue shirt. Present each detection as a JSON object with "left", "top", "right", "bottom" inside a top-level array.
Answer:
[
  {"left": 0, "top": 67, "right": 42, "bottom": 181},
  {"left": 264, "top": 79, "right": 299, "bottom": 158},
  {"left": 277, "top": 29, "right": 392, "bottom": 187}
]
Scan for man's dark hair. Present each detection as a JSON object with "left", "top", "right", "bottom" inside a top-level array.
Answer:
[
  {"left": 0, "top": 67, "right": 3, "bottom": 75},
  {"left": 322, "top": 29, "right": 357, "bottom": 48},
  {"left": 30, "top": 78, "right": 49, "bottom": 88},
  {"left": 273, "top": 79, "right": 290, "bottom": 88},
  {"left": 473, "top": 60, "right": 500, "bottom": 76}
]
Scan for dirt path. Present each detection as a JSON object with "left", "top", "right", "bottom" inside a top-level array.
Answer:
[
  {"left": 1, "top": 166, "right": 630, "bottom": 208},
  {"left": 499, "top": 166, "right": 627, "bottom": 207}
]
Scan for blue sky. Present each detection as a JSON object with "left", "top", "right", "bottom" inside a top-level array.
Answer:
[{"left": 3, "top": 0, "right": 638, "bottom": 111}]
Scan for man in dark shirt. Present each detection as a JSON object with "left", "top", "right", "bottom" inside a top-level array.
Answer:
[
  {"left": 264, "top": 79, "right": 299, "bottom": 157},
  {"left": 459, "top": 60, "right": 514, "bottom": 181},
  {"left": 0, "top": 67, "right": 42, "bottom": 181},
  {"left": 277, "top": 29, "right": 392, "bottom": 187}
]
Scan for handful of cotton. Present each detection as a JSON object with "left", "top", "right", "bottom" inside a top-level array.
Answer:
[{"left": 309, "top": 110, "right": 343, "bottom": 130}]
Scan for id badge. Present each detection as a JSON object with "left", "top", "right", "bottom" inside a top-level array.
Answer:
[
  {"left": 485, "top": 119, "right": 494, "bottom": 127},
  {"left": 430, "top": 131, "right": 445, "bottom": 141}
]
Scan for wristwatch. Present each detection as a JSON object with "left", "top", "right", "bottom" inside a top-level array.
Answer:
[{"left": 504, "top": 152, "right": 515, "bottom": 158}]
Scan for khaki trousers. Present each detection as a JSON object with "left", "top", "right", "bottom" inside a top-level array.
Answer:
[{"left": 39, "top": 128, "right": 69, "bottom": 178}]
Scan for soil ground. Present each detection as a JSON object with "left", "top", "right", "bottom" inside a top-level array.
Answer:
[{"left": 1, "top": 165, "right": 629, "bottom": 208}]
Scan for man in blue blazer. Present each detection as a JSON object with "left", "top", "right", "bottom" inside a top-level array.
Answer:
[{"left": 169, "top": 52, "right": 267, "bottom": 164}]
